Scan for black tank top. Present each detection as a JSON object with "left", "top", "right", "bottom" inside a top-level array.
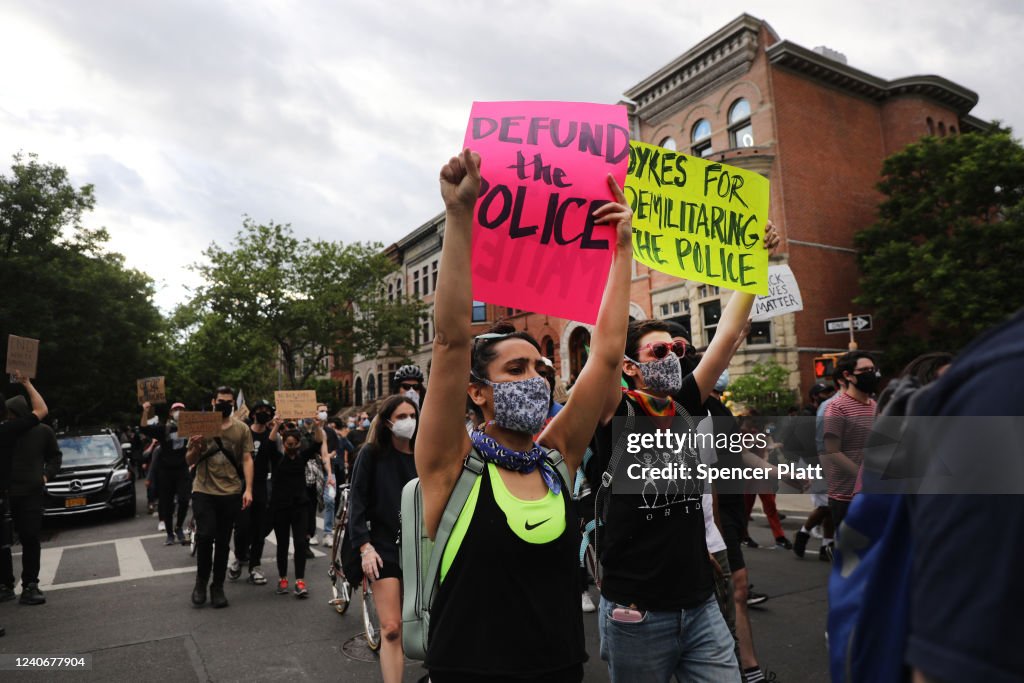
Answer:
[{"left": 425, "top": 466, "right": 587, "bottom": 679}]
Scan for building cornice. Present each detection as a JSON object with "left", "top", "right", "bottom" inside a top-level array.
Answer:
[
  {"left": 766, "top": 41, "right": 979, "bottom": 114},
  {"left": 624, "top": 14, "right": 772, "bottom": 124}
]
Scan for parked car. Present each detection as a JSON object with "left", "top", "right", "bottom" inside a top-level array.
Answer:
[{"left": 44, "top": 430, "right": 136, "bottom": 518}]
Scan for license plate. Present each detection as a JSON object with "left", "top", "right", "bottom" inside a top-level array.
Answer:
[{"left": 65, "top": 497, "right": 87, "bottom": 508}]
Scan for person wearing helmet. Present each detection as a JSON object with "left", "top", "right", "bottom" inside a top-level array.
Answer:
[{"left": 393, "top": 365, "right": 425, "bottom": 408}]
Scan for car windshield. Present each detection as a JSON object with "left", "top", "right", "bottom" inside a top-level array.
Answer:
[{"left": 58, "top": 435, "right": 121, "bottom": 468}]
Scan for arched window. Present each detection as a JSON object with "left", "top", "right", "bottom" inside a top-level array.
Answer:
[
  {"left": 355, "top": 377, "right": 363, "bottom": 406},
  {"left": 949, "top": 125, "right": 957, "bottom": 135},
  {"left": 937, "top": 121, "right": 947, "bottom": 136},
  {"left": 926, "top": 117, "right": 935, "bottom": 135},
  {"left": 568, "top": 327, "right": 591, "bottom": 384},
  {"left": 691, "top": 119, "right": 712, "bottom": 157},
  {"left": 728, "top": 98, "right": 754, "bottom": 148},
  {"left": 544, "top": 337, "right": 556, "bottom": 364},
  {"left": 367, "top": 375, "right": 376, "bottom": 402},
  {"left": 659, "top": 136, "right": 677, "bottom": 151},
  {"left": 378, "top": 372, "right": 384, "bottom": 398}
]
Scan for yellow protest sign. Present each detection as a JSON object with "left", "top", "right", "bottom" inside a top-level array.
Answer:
[{"left": 624, "top": 141, "right": 770, "bottom": 294}]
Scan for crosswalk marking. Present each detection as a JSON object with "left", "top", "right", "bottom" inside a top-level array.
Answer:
[{"left": 24, "top": 526, "right": 331, "bottom": 592}]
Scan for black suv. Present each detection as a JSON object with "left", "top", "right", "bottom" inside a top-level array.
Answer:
[{"left": 44, "top": 430, "right": 136, "bottom": 518}]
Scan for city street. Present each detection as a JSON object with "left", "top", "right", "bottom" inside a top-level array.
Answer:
[{"left": 0, "top": 482, "right": 830, "bottom": 682}]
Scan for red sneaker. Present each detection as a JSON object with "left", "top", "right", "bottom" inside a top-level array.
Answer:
[
  {"left": 294, "top": 580, "right": 308, "bottom": 599},
  {"left": 276, "top": 579, "right": 289, "bottom": 595}
]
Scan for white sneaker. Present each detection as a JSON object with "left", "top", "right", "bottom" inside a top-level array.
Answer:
[
  {"left": 228, "top": 558, "right": 242, "bottom": 581},
  {"left": 157, "top": 521, "right": 166, "bottom": 532},
  {"left": 581, "top": 591, "right": 596, "bottom": 613},
  {"left": 309, "top": 535, "right": 320, "bottom": 546},
  {"left": 248, "top": 566, "right": 267, "bottom": 585},
  {"left": 324, "top": 534, "right": 333, "bottom": 548},
  {"left": 810, "top": 526, "right": 823, "bottom": 539}
]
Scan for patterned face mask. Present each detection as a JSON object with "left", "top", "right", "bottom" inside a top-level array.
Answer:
[
  {"left": 625, "top": 352, "right": 682, "bottom": 394},
  {"left": 473, "top": 374, "right": 550, "bottom": 435}
]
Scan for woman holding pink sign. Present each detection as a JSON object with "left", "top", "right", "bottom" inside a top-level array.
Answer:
[{"left": 415, "top": 148, "right": 635, "bottom": 682}]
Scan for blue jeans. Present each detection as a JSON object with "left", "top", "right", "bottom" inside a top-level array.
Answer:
[
  {"left": 322, "top": 489, "right": 335, "bottom": 535},
  {"left": 599, "top": 594, "right": 740, "bottom": 683}
]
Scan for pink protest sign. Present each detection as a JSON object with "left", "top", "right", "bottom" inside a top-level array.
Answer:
[{"left": 462, "top": 101, "right": 629, "bottom": 323}]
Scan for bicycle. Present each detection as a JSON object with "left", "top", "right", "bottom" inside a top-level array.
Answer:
[
  {"left": 361, "top": 575, "right": 381, "bottom": 651},
  {"left": 327, "top": 484, "right": 352, "bottom": 615}
]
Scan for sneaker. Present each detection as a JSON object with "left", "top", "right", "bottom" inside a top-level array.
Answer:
[
  {"left": 19, "top": 584, "right": 45, "bottom": 606},
  {"left": 774, "top": 536, "right": 793, "bottom": 550},
  {"left": 157, "top": 520, "right": 166, "bottom": 532},
  {"left": 294, "top": 580, "right": 308, "bottom": 598},
  {"left": 742, "top": 536, "right": 760, "bottom": 549},
  {"left": 309, "top": 534, "right": 320, "bottom": 546},
  {"left": 248, "top": 567, "right": 267, "bottom": 585},
  {"left": 793, "top": 530, "right": 810, "bottom": 558},
  {"left": 819, "top": 545, "right": 834, "bottom": 563},
  {"left": 810, "top": 526, "right": 824, "bottom": 539},
  {"left": 0, "top": 584, "right": 15, "bottom": 602},
  {"left": 228, "top": 559, "right": 241, "bottom": 581},
  {"left": 210, "top": 584, "right": 228, "bottom": 608},
  {"left": 276, "top": 579, "right": 289, "bottom": 595},
  {"left": 581, "top": 591, "right": 596, "bottom": 613},
  {"left": 147, "top": 503, "right": 156, "bottom": 515},
  {"left": 164, "top": 534, "right": 176, "bottom": 546},
  {"left": 304, "top": 547, "right": 315, "bottom": 559},
  {"left": 191, "top": 580, "right": 207, "bottom": 607},
  {"left": 777, "top": 513, "right": 787, "bottom": 521},
  {"left": 746, "top": 585, "right": 769, "bottom": 607},
  {"left": 324, "top": 534, "right": 333, "bottom": 548},
  {"left": 175, "top": 528, "right": 187, "bottom": 545}
]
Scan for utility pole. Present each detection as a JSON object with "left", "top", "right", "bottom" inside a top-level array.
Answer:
[{"left": 847, "top": 312, "right": 858, "bottom": 350}]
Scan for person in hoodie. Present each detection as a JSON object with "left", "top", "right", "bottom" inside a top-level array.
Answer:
[{"left": 0, "top": 381, "right": 60, "bottom": 606}]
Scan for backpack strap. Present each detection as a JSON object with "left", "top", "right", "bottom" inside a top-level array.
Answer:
[
  {"left": 424, "top": 448, "right": 486, "bottom": 611},
  {"left": 542, "top": 448, "right": 571, "bottom": 494}
]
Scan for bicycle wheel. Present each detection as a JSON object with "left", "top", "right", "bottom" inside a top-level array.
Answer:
[
  {"left": 189, "top": 518, "right": 198, "bottom": 557},
  {"left": 584, "top": 541, "right": 600, "bottom": 590},
  {"left": 328, "top": 525, "right": 351, "bottom": 615},
  {"left": 362, "top": 576, "right": 381, "bottom": 652}
]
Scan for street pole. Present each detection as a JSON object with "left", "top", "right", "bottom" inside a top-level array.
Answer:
[{"left": 847, "top": 312, "right": 858, "bottom": 350}]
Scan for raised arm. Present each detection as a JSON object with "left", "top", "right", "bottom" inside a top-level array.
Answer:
[
  {"left": 416, "top": 148, "right": 481, "bottom": 538},
  {"left": 14, "top": 372, "right": 47, "bottom": 421},
  {"left": 539, "top": 175, "right": 633, "bottom": 472},
  {"left": 692, "top": 221, "right": 779, "bottom": 403}
]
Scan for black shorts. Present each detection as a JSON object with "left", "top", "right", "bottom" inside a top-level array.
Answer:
[
  {"left": 718, "top": 494, "right": 747, "bottom": 572},
  {"left": 374, "top": 558, "right": 402, "bottom": 581}
]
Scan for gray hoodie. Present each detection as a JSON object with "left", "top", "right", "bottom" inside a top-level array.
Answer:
[{"left": 3, "top": 396, "right": 61, "bottom": 496}]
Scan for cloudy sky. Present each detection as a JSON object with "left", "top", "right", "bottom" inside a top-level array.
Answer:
[{"left": 3, "top": 0, "right": 1021, "bottom": 312}]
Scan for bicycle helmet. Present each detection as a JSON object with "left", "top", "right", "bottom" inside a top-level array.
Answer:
[{"left": 393, "top": 365, "right": 424, "bottom": 383}]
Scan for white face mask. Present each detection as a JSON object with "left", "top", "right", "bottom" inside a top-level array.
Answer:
[
  {"left": 171, "top": 411, "right": 181, "bottom": 422},
  {"left": 317, "top": 411, "right": 328, "bottom": 421},
  {"left": 390, "top": 418, "right": 417, "bottom": 440},
  {"left": 403, "top": 389, "right": 420, "bottom": 408}
]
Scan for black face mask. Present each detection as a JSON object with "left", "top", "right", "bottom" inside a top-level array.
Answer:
[
  {"left": 215, "top": 401, "right": 233, "bottom": 418},
  {"left": 254, "top": 412, "right": 272, "bottom": 425},
  {"left": 852, "top": 370, "right": 881, "bottom": 395}
]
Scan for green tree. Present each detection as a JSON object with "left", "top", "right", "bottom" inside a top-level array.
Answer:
[
  {"left": 856, "top": 127, "right": 1024, "bottom": 367},
  {"left": 726, "top": 360, "right": 797, "bottom": 416},
  {"left": 183, "top": 218, "right": 424, "bottom": 390},
  {"left": 0, "top": 153, "right": 168, "bottom": 427}
]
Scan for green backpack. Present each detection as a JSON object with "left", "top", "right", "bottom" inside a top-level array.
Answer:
[{"left": 400, "top": 446, "right": 570, "bottom": 661}]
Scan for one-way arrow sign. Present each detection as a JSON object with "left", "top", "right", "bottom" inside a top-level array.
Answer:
[{"left": 824, "top": 315, "right": 872, "bottom": 334}]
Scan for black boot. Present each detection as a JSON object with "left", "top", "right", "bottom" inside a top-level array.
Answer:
[
  {"left": 210, "top": 583, "right": 228, "bottom": 608},
  {"left": 19, "top": 583, "right": 45, "bottom": 605},
  {"left": 191, "top": 579, "right": 208, "bottom": 607}
]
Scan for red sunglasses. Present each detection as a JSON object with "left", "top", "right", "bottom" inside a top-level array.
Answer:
[{"left": 639, "top": 340, "right": 687, "bottom": 360}]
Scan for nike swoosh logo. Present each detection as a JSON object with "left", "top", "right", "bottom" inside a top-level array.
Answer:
[{"left": 525, "top": 518, "right": 551, "bottom": 531}]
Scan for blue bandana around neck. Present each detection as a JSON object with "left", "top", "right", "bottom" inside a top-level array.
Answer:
[{"left": 470, "top": 429, "right": 561, "bottom": 495}]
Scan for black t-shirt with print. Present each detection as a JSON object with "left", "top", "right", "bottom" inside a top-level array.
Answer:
[
  {"left": 249, "top": 427, "right": 272, "bottom": 501},
  {"left": 588, "top": 373, "right": 714, "bottom": 611}
]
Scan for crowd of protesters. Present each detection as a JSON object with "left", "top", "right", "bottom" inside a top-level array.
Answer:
[{"left": 1, "top": 147, "right": 1019, "bottom": 683}]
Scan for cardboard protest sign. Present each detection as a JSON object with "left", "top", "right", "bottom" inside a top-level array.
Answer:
[
  {"left": 176, "top": 411, "right": 223, "bottom": 438},
  {"left": 752, "top": 265, "right": 803, "bottom": 321},
  {"left": 136, "top": 376, "right": 167, "bottom": 405},
  {"left": 625, "top": 141, "right": 770, "bottom": 294},
  {"left": 463, "top": 101, "right": 630, "bottom": 323},
  {"left": 275, "top": 390, "right": 318, "bottom": 419},
  {"left": 5, "top": 335, "right": 40, "bottom": 378}
]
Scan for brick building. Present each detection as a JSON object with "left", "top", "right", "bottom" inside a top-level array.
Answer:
[{"left": 343, "top": 13, "right": 988, "bottom": 410}]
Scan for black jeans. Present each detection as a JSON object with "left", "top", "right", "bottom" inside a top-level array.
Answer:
[
  {"left": 245, "top": 499, "right": 269, "bottom": 571},
  {"left": 0, "top": 492, "right": 43, "bottom": 587},
  {"left": 192, "top": 492, "right": 240, "bottom": 586},
  {"left": 157, "top": 467, "right": 190, "bottom": 533},
  {"left": 305, "top": 486, "right": 318, "bottom": 538},
  {"left": 274, "top": 503, "right": 309, "bottom": 580}
]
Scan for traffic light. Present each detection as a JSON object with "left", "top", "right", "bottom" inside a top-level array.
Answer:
[{"left": 814, "top": 355, "right": 836, "bottom": 380}]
